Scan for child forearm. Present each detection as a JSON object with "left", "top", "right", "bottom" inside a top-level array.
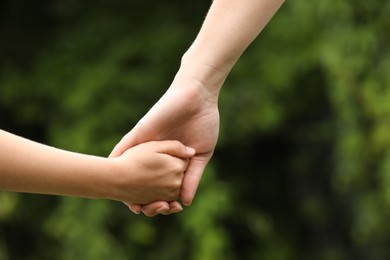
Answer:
[
  {"left": 0, "top": 130, "right": 193, "bottom": 204},
  {"left": 0, "top": 130, "right": 112, "bottom": 199}
]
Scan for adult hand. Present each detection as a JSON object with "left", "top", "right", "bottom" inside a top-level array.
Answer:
[
  {"left": 110, "top": 73, "right": 220, "bottom": 216},
  {"left": 109, "top": 0, "right": 284, "bottom": 216}
]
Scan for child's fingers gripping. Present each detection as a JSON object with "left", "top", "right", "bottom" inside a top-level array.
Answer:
[
  {"left": 124, "top": 201, "right": 172, "bottom": 217},
  {"left": 162, "top": 201, "right": 183, "bottom": 215},
  {"left": 153, "top": 140, "right": 195, "bottom": 159},
  {"left": 127, "top": 203, "right": 142, "bottom": 214},
  {"left": 142, "top": 202, "right": 171, "bottom": 217}
]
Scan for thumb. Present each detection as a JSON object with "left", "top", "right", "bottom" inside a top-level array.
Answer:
[
  {"left": 154, "top": 140, "right": 196, "bottom": 158},
  {"left": 109, "top": 131, "right": 140, "bottom": 158}
]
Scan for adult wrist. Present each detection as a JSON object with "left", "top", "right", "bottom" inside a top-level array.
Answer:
[{"left": 175, "top": 51, "right": 229, "bottom": 100}]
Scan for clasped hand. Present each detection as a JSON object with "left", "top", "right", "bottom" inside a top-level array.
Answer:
[{"left": 110, "top": 75, "right": 219, "bottom": 217}]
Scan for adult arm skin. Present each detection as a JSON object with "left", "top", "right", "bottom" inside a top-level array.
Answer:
[
  {"left": 0, "top": 130, "right": 194, "bottom": 205},
  {"left": 110, "top": 0, "right": 285, "bottom": 216}
]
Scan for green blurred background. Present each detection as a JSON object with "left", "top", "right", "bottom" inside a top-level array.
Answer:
[{"left": 1, "top": 0, "right": 390, "bottom": 259}]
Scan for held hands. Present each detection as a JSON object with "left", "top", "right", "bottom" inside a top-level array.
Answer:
[
  {"left": 109, "top": 140, "right": 195, "bottom": 206},
  {"left": 107, "top": 0, "right": 283, "bottom": 217},
  {"left": 110, "top": 74, "right": 220, "bottom": 216}
]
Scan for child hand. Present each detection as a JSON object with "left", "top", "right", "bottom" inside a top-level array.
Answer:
[{"left": 109, "top": 140, "right": 195, "bottom": 205}]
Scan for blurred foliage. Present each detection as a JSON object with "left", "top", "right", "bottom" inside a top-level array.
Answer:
[{"left": 1, "top": 0, "right": 390, "bottom": 259}]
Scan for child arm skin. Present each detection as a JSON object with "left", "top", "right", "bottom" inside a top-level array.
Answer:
[
  {"left": 0, "top": 130, "right": 195, "bottom": 206},
  {"left": 110, "top": 0, "right": 285, "bottom": 216}
]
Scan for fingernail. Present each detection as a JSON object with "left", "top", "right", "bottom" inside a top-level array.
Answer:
[
  {"left": 132, "top": 209, "right": 141, "bottom": 215},
  {"left": 186, "top": 146, "right": 196, "bottom": 154},
  {"left": 182, "top": 200, "right": 192, "bottom": 207},
  {"left": 175, "top": 205, "right": 183, "bottom": 212},
  {"left": 156, "top": 206, "right": 169, "bottom": 214},
  {"left": 128, "top": 207, "right": 140, "bottom": 214}
]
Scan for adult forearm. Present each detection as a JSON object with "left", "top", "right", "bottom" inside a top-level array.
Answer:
[
  {"left": 0, "top": 130, "right": 112, "bottom": 199},
  {"left": 179, "top": 0, "right": 284, "bottom": 95}
]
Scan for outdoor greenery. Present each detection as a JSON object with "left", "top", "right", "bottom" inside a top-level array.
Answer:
[{"left": 1, "top": 0, "right": 390, "bottom": 259}]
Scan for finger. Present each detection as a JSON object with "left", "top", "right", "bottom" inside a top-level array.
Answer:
[
  {"left": 123, "top": 202, "right": 142, "bottom": 214},
  {"left": 154, "top": 140, "right": 196, "bottom": 158},
  {"left": 161, "top": 201, "right": 183, "bottom": 215},
  {"left": 180, "top": 156, "right": 209, "bottom": 206},
  {"left": 141, "top": 201, "right": 170, "bottom": 217},
  {"left": 151, "top": 201, "right": 183, "bottom": 216},
  {"left": 109, "top": 131, "right": 139, "bottom": 158},
  {"left": 128, "top": 203, "right": 142, "bottom": 214}
]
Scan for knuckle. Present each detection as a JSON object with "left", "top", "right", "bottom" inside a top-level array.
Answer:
[
  {"left": 171, "top": 140, "right": 183, "bottom": 148},
  {"left": 167, "top": 189, "right": 180, "bottom": 201},
  {"left": 172, "top": 140, "right": 182, "bottom": 146},
  {"left": 173, "top": 178, "right": 182, "bottom": 188},
  {"left": 170, "top": 161, "right": 185, "bottom": 174},
  {"left": 167, "top": 179, "right": 181, "bottom": 193}
]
